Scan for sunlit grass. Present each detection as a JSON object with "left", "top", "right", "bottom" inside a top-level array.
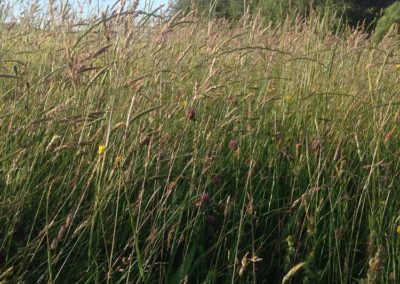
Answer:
[{"left": 0, "top": 6, "right": 400, "bottom": 283}]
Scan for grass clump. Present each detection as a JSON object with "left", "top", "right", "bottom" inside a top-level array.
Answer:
[{"left": 0, "top": 4, "right": 400, "bottom": 283}]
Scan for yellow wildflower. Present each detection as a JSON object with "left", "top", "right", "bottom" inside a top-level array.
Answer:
[
  {"left": 98, "top": 144, "right": 106, "bottom": 155},
  {"left": 284, "top": 95, "right": 293, "bottom": 102},
  {"left": 115, "top": 156, "right": 123, "bottom": 163},
  {"left": 395, "top": 63, "right": 400, "bottom": 69},
  {"left": 179, "top": 100, "right": 187, "bottom": 108},
  {"left": 396, "top": 225, "right": 400, "bottom": 235}
]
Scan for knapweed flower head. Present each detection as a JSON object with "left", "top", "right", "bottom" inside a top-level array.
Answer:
[
  {"left": 98, "top": 144, "right": 106, "bottom": 155},
  {"left": 187, "top": 107, "right": 195, "bottom": 120},
  {"left": 228, "top": 139, "right": 239, "bottom": 151},
  {"left": 201, "top": 192, "right": 210, "bottom": 203},
  {"left": 211, "top": 175, "right": 221, "bottom": 185}
]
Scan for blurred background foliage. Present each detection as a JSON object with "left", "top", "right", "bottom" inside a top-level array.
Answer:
[{"left": 174, "top": 0, "right": 400, "bottom": 38}]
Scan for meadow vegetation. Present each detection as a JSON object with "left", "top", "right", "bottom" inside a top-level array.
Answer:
[{"left": 0, "top": 3, "right": 400, "bottom": 283}]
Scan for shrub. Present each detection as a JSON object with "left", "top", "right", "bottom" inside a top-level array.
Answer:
[{"left": 374, "top": 2, "right": 400, "bottom": 40}]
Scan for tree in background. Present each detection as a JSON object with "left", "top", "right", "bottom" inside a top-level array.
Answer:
[
  {"left": 174, "top": 0, "right": 398, "bottom": 31},
  {"left": 174, "top": 0, "right": 246, "bottom": 19},
  {"left": 340, "top": 0, "right": 397, "bottom": 29}
]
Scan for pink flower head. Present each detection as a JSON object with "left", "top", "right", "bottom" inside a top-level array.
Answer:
[
  {"left": 211, "top": 175, "right": 221, "bottom": 185},
  {"left": 228, "top": 139, "right": 239, "bottom": 151},
  {"left": 187, "top": 108, "right": 195, "bottom": 120},
  {"left": 201, "top": 192, "right": 210, "bottom": 203}
]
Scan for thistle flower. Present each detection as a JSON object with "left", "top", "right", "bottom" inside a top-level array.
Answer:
[
  {"left": 98, "top": 144, "right": 106, "bottom": 155},
  {"left": 228, "top": 139, "right": 239, "bottom": 151},
  {"left": 187, "top": 107, "right": 195, "bottom": 120}
]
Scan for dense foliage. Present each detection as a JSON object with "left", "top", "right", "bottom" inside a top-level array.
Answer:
[
  {"left": 175, "top": 0, "right": 398, "bottom": 29},
  {"left": 374, "top": 2, "right": 400, "bottom": 40}
]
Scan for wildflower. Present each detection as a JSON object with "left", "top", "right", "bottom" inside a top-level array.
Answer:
[
  {"left": 284, "top": 95, "right": 293, "bottom": 102},
  {"left": 201, "top": 192, "right": 210, "bottom": 203},
  {"left": 211, "top": 175, "right": 221, "bottom": 185},
  {"left": 98, "top": 144, "right": 106, "bottom": 155},
  {"left": 187, "top": 107, "right": 195, "bottom": 120},
  {"left": 179, "top": 100, "right": 187, "bottom": 108},
  {"left": 396, "top": 63, "right": 400, "bottom": 69},
  {"left": 115, "top": 156, "right": 123, "bottom": 164},
  {"left": 228, "top": 139, "right": 239, "bottom": 151},
  {"left": 396, "top": 225, "right": 400, "bottom": 235}
]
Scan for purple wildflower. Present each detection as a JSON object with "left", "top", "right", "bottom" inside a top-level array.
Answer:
[
  {"left": 211, "top": 175, "right": 221, "bottom": 185},
  {"left": 228, "top": 139, "right": 239, "bottom": 151},
  {"left": 201, "top": 192, "right": 210, "bottom": 203},
  {"left": 187, "top": 108, "right": 195, "bottom": 120}
]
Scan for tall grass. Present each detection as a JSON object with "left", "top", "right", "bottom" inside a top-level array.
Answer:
[{"left": 0, "top": 3, "right": 400, "bottom": 283}]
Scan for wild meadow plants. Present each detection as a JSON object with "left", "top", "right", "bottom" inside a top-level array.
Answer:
[{"left": 0, "top": 3, "right": 400, "bottom": 283}]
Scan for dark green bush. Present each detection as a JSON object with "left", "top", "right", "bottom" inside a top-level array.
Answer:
[
  {"left": 174, "top": 0, "right": 397, "bottom": 30},
  {"left": 374, "top": 2, "right": 400, "bottom": 40},
  {"left": 252, "top": 0, "right": 313, "bottom": 22}
]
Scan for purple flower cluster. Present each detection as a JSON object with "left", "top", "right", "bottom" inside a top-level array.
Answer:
[
  {"left": 228, "top": 139, "right": 239, "bottom": 151},
  {"left": 211, "top": 175, "right": 221, "bottom": 185}
]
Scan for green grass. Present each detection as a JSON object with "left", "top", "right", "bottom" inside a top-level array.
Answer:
[{"left": 0, "top": 8, "right": 400, "bottom": 284}]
